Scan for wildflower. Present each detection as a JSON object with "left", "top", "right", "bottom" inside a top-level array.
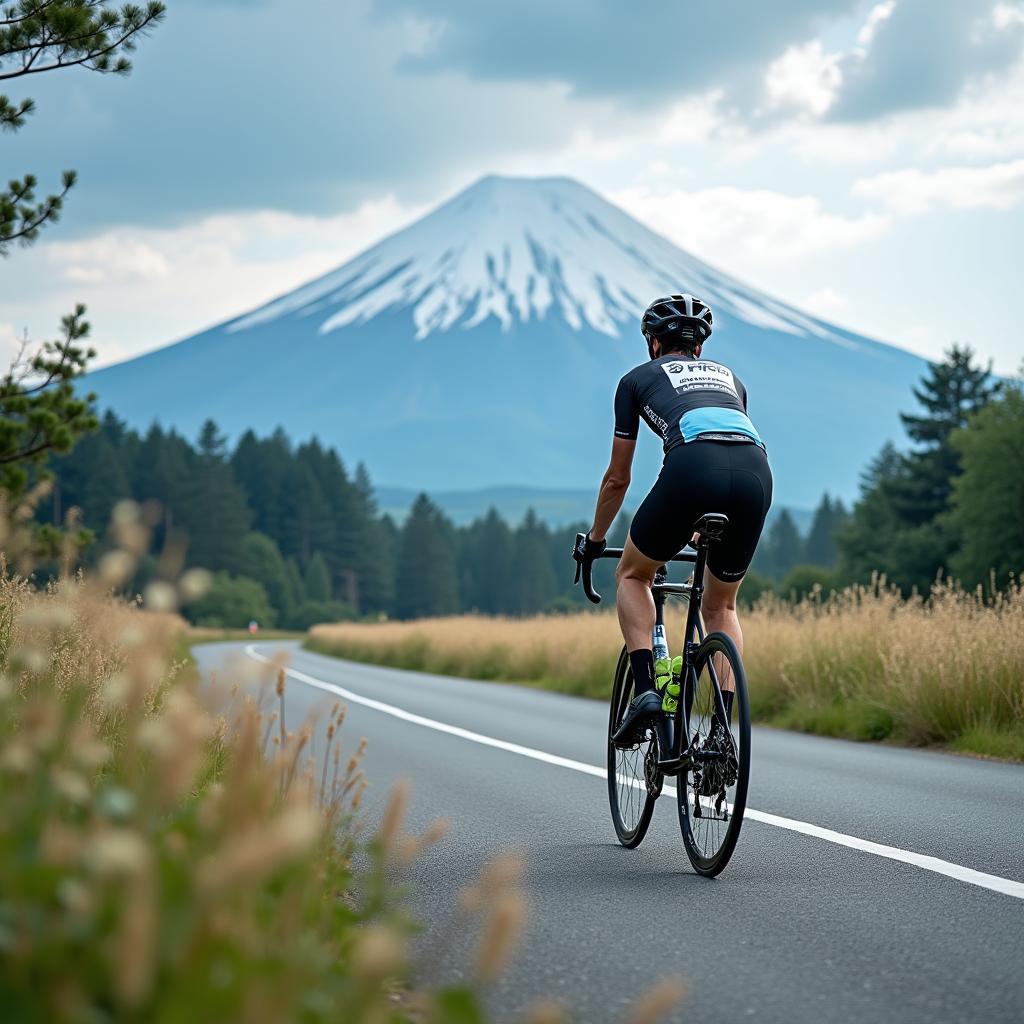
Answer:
[
  {"left": 377, "top": 780, "right": 408, "bottom": 857},
  {"left": 114, "top": 863, "right": 156, "bottom": 1008},
  {"left": 474, "top": 890, "right": 526, "bottom": 983},
  {"left": 178, "top": 568, "right": 213, "bottom": 602},
  {"left": 1, "top": 741, "right": 34, "bottom": 773},
  {"left": 197, "top": 804, "right": 321, "bottom": 892},
  {"left": 85, "top": 828, "right": 150, "bottom": 878},
  {"left": 42, "top": 822, "right": 82, "bottom": 865},
  {"left": 627, "top": 977, "right": 687, "bottom": 1024},
  {"left": 98, "top": 550, "right": 136, "bottom": 588},
  {"left": 56, "top": 878, "right": 93, "bottom": 916},
  {"left": 351, "top": 924, "right": 405, "bottom": 981},
  {"left": 20, "top": 604, "right": 75, "bottom": 629},
  {"left": 95, "top": 792, "right": 135, "bottom": 831},
  {"left": 52, "top": 768, "right": 91, "bottom": 805},
  {"left": 524, "top": 999, "right": 569, "bottom": 1024},
  {"left": 143, "top": 581, "right": 177, "bottom": 613}
]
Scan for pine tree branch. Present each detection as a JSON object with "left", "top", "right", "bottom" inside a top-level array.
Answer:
[
  {"left": 0, "top": 170, "right": 74, "bottom": 251},
  {"left": 0, "top": 2, "right": 62, "bottom": 30},
  {"left": 0, "top": 14, "right": 163, "bottom": 80}
]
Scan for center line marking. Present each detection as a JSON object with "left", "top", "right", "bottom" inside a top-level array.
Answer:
[{"left": 245, "top": 644, "right": 1024, "bottom": 902}]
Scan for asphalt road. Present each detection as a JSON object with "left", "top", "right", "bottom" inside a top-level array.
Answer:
[{"left": 194, "top": 641, "right": 1024, "bottom": 1024}]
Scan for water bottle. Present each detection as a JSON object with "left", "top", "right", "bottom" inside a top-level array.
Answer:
[{"left": 652, "top": 623, "right": 669, "bottom": 665}]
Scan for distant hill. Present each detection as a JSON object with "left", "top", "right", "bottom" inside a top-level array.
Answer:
[
  {"left": 375, "top": 482, "right": 814, "bottom": 536},
  {"left": 87, "top": 174, "right": 930, "bottom": 507}
]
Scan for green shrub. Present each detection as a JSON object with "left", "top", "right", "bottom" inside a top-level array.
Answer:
[{"left": 188, "top": 572, "right": 274, "bottom": 629}]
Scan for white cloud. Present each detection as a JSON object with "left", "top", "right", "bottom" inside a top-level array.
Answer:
[
  {"left": 0, "top": 323, "right": 27, "bottom": 368},
  {"left": 54, "top": 237, "right": 172, "bottom": 285},
  {"left": 7, "top": 197, "right": 427, "bottom": 368},
  {"left": 857, "top": 1, "right": 896, "bottom": 47},
  {"left": 853, "top": 158, "right": 1024, "bottom": 213},
  {"left": 993, "top": 2, "right": 1024, "bottom": 29},
  {"left": 611, "top": 184, "right": 889, "bottom": 271},
  {"left": 764, "top": 40, "right": 843, "bottom": 116}
]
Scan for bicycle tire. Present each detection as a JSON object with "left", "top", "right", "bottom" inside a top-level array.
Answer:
[
  {"left": 607, "top": 646, "right": 657, "bottom": 848},
  {"left": 676, "top": 631, "right": 751, "bottom": 876}
]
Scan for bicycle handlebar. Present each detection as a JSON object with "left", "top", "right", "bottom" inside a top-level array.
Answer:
[{"left": 572, "top": 533, "right": 697, "bottom": 604}]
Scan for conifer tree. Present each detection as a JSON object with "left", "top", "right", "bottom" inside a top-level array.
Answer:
[
  {"left": 950, "top": 385, "right": 1024, "bottom": 586},
  {"left": 351, "top": 463, "right": 395, "bottom": 614},
  {"left": 803, "top": 494, "right": 849, "bottom": 567},
  {"left": 240, "top": 532, "right": 296, "bottom": 624},
  {"left": 181, "top": 420, "right": 251, "bottom": 573},
  {"left": 892, "top": 344, "right": 998, "bottom": 524},
  {"left": 394, "top": 494, "right": 459, "bottom": 619},
  {"left": 134, "top": 424, "right": 193, "bottom": 544},
  {"left": 838, "top": 346, "right": 998, "bottom": 591},
  {"left": 511, "top": 510, "right": 557, "bottom": 614},
  {"left": 460, "top": 508, "right": 514, "bottom": 613},
  {"left": 281, "top": 460, "right": 333, "bottom": 566},
  {"left": 232, "top": 429, "right": 292, "bottom": 542},
  {"left": 1, "top": 2, "right": 166, "bottom": 250},
  {"left": 304, "top": 551, "right": 332, "bottom": 604},
  {"left": 1, "top": 309, "right": 97, "bottom": 528},
  {"left": 1, "top": 5, "right": 166, "bottom": 526},
  {"left": 755, "top": 509, "right": 802, "bottom": 580}
]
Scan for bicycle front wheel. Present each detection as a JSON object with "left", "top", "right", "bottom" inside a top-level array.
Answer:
[
  {"left": 607, "top": 647, "right": 657, "bottom": 848},
  {"left": 676, "top": 632, "right": 751, "bottom": 876}
]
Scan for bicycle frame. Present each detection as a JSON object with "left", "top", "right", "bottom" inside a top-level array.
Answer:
[{"left": 594, "top": 536, "right": 732, "bottom": 775}]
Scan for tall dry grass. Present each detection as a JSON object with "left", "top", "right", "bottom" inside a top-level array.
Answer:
[
  {"left": 309, "top": 579, "right": 1024, "bottom": 759},
  {"left": 743, "top": 579, "right": 1024, "bottom": 756},
  {"left": 311, "top": 612, "right": 630, "bottom": 697},
  {"left": 0, "top": 505, "right": 491, "bottom": 1022},
  {"left": 1, "top": 501, "right": 687, "bottom": 1023}
]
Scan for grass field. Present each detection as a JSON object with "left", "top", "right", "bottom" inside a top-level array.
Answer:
[
  {"left": 0, "top": 534, "right": 554, "bottom": 1022},
  {"left": 308, "top": 579, "right": 1024, "bottom": 761}
]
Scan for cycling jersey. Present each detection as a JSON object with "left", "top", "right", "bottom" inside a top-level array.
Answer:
[{"left": 613, "top": 356, "right": 764, "bottom": 453}]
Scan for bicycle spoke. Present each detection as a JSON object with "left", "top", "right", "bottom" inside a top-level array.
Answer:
[
  {"left": 677, "top": 633, "right": 750, "bottom": 875},
  {"left": 607, "top": 649, "right": 657, "bottom": 848}
]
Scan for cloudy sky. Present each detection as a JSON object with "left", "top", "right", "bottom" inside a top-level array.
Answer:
[{"left": 3, "top": 0, "right": 1023, "bottom": 373}]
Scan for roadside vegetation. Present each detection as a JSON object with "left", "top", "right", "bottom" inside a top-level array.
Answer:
[
  {"left": 5, "top": 507, "right": 701, "bottom": 1023},
  {"left": 308, "top": 576, "right": 1024, "bottom": 761}
]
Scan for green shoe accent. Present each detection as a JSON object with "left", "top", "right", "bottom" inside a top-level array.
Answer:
[
  {"left": 654, "top": 657, "right": 672, "bottom": 692},
  {"left": 661, "top": 656, "right": 684, "bottom": 713}
]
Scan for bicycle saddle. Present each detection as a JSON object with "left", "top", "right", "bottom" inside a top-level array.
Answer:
[{"left": 694, "top": 512, "right": 729, "bottom": 542}]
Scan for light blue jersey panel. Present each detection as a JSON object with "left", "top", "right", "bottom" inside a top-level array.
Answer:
[{"left": 680, "top": 408, "right": 764, "bottom": 446}]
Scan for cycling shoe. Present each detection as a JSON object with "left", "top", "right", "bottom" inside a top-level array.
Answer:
[{"left": 612, "top": 690, "right": 663, "bottom": 748}]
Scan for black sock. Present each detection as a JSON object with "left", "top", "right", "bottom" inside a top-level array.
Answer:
[
  {"left": 721, "top": 690, "right": 734, "bottom": 724},
  {"left": 629, "top": 649, "right": 655, "bottom": 695}
]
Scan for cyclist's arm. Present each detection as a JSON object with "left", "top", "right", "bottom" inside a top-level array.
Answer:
[
  {"left": 590, "top": 376, "right": 638, "bottom": 542},
  {"left": 590, "top": 438, "right": 635, "bottom": 542}
]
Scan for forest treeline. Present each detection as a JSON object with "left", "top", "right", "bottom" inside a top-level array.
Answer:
[{"left": 39, "top": 345, "right": 1022, "bottom": 626}]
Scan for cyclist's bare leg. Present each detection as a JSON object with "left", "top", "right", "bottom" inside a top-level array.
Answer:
[
  {"left": 701, "top": 569, "right": 743, "bottom": 692},
  {"left": 614, "top": 536, "right": 663, "bottom": 652}
]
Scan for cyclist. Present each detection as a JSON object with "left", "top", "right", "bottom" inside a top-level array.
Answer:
[{"left": 575, "top": 294, "right": 773, "bottom": 744}]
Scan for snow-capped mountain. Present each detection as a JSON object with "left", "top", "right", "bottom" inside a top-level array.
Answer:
[
  {"left": 229, "top": 175, "right": 837, "bottom": 344},
  {"left": 88, "top": 175, "right": 929, "bottom": 507}
]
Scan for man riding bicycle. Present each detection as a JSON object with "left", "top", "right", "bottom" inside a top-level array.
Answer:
[{"left": 576, "top": 294, "right": 773, "bottom": 744}]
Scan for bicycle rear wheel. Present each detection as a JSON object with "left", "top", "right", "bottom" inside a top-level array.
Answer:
[
  {"left": 607, "top": 647, "right": 657, "bottom": 848},
  {"left": 676, "top": 632, "right": 751, "bottom": 876}
]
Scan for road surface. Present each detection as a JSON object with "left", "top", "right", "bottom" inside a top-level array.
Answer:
[{"left": 194, "top": 641, "right": 1024, "bottom": 1024}]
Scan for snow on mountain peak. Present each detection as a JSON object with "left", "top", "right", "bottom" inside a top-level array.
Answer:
[{"left": 228, "top": 175, "right": 839, "bottom": 343}]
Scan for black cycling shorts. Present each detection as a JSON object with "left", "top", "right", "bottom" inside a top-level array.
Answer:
[{"left": 629, "top": 441, "right": 773, "bottom": 581}]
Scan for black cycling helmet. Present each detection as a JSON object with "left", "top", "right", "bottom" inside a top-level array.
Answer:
[{"left": 641, "top": 294, "right": 713, "bottom": 346}]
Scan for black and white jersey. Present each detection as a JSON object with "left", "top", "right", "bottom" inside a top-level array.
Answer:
[{"left": 613, "top": 355, "right": 764, "bottom": 455}]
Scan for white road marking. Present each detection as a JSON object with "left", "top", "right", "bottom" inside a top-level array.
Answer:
[{"left": 245, "top": 644, "right": 1024, "bottom": 902}]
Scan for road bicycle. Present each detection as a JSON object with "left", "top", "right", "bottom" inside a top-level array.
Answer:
[{"left": 573, "top": 514, "right": 751, "bottom": 876}]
